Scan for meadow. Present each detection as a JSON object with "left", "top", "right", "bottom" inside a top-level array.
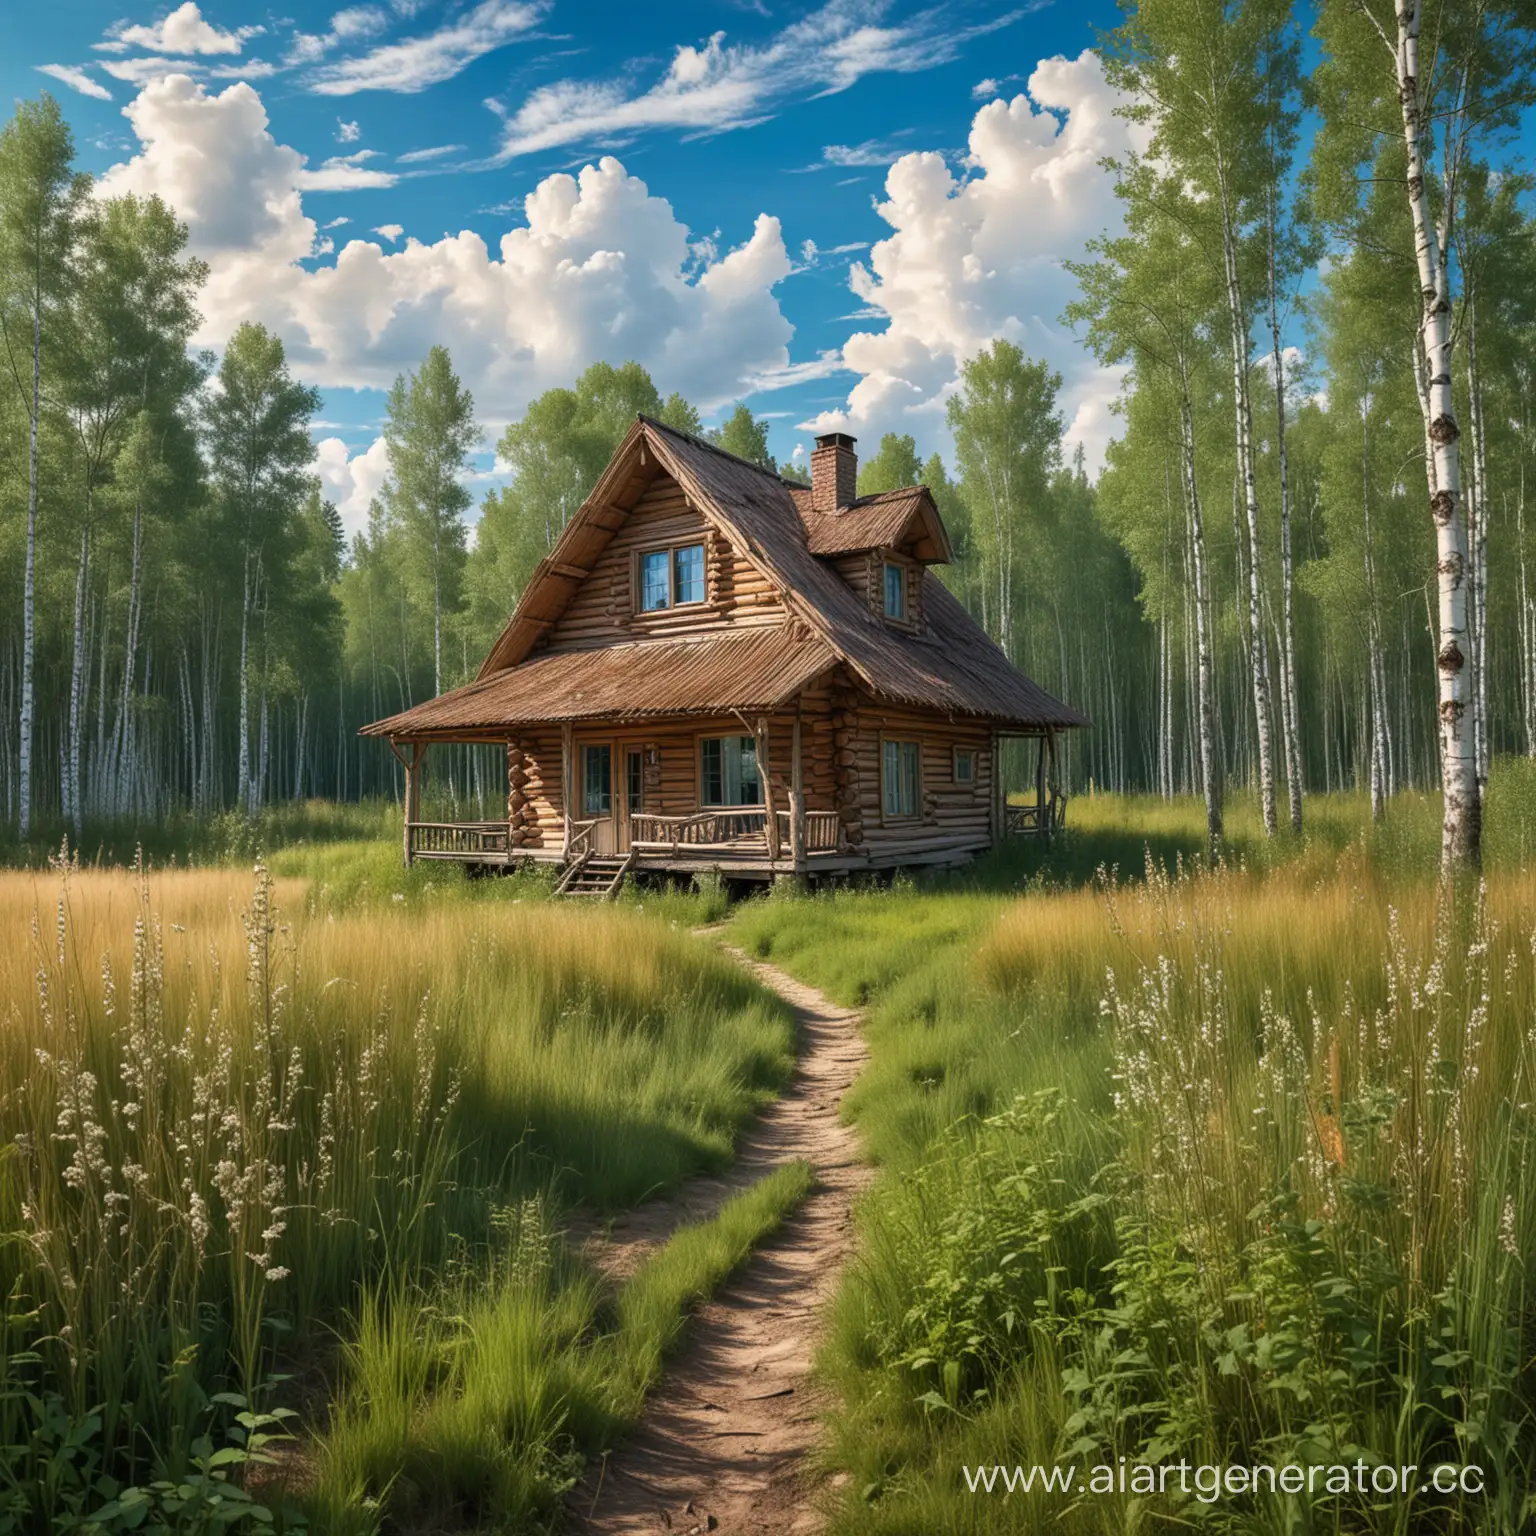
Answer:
[
  {"left": 730, "top": 770, "right": 1536, "bottom": 1533},
  {"left": 0, "top": 849, "right": 793, "bottom": 1532},
  {"left": 4, "top": 776, "right": 1536, "bottom": 1533}
]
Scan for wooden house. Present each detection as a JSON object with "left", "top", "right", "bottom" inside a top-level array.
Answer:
[{"left": 361, "top": 417, "right": 1085, "bottom": 892}]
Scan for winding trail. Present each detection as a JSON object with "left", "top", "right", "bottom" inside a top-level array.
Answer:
[{"left": 569, "top": 945, "right": 870, "bottom": 1535}]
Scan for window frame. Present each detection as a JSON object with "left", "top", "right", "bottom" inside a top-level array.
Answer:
[
  {"left": 953, "top": 746, "right": 976, "bottom": 786},
  {"left": 635, "top": 540, "right": 708, "bottom": 614},
  {"left": 880, "top": 735, "right": 922, "bottom": 822},
  {"left": 882, "top": 560, "right": 906, "bottom": 620},
  {"left": 698, "top": 733, "right": 763, "bottom": 808},
  {"left": 581, "top": 742, "right": 613, "bottom": 817}
]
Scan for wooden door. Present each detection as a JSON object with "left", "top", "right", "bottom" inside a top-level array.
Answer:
[{"left": 617, "top": 747, "right": 645, "bottom": 853}]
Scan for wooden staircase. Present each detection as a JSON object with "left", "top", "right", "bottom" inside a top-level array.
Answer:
[{"left": 554, "top": 849, "right": 635, "bottom": 899}]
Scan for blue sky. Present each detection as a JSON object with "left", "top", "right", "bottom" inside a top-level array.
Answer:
[{"left": 8, "top": 0, "right": 1140, "bottom": 531}]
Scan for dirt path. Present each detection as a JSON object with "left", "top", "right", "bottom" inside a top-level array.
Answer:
[{"left": 569, "top": 947, "right": 870, "bottom": 1535}]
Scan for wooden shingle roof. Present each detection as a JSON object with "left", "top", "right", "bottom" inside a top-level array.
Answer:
[
  {"left": 364, "top": 415, "right": 1086, "bottom": 740},
  {"left": 361, "top": 629, "right": 835, "bottom": 737}
]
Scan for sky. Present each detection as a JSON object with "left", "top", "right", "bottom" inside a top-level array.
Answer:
[{"left": 6, "top": 0, "right": 1143, "bottom": 537}]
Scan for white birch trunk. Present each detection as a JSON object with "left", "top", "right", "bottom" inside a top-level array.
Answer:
[
  {"left": 1217, "top": 151, "right": 1277, "bottom": 835},
  {"left": 18, "top": 303, "right": 40, "bottom": 839},
  {"left": 65, "top": 518, "right": 90, "bottom": 839},
  {"left": 1394, "top": 0, "right": 1479, "bottom": 866},
  {"left": 1180, "top": 372, "right": 1222, "bottom": 851},
  {"left": 1267, "top": 200, "right": 1303, "bottom": 832}
]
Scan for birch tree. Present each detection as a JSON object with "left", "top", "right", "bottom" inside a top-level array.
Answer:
[
  {"left": 202, "top": 323, "right": 320, "bottom": 816},
  {"left": 1103, "top": 0, "right": 1294, "bottom": 837},
  {"left": 1314, "top": 0, "right": 1536, "bottom": 869},
  {"left": 378, "top": 347, "right": 478, "bottom": 698},
  {"left": 0, "top": 95, "right": 89, "bottom": 837}
]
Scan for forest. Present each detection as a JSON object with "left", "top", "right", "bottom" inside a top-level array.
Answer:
[{"left": 2, "top": 0, "right": 1534, "bottom": 870}]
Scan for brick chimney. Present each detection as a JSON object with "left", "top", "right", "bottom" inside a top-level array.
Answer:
[{"left": 811, "top": 432, "right": 857, "bottom": 513}]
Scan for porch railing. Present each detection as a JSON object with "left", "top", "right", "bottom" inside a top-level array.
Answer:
[
  {"left": 774, "top": 809, "right": 842, "bottom": 852},
  {"left": 567, "top": 818, "right": 601, "bottom": 861},
  {"left": 630, "top": 809, "right": 769, "bottom": 851},
  {"left": 408, "top": 820, "right": 510, "bottom": 858},
  {"left": 1004, "top": 792, "right": 1067, "bottom": 839}
]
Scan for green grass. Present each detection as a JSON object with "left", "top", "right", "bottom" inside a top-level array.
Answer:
[
  {"left": 308, "top": 1162, "right": 814, "bottom": 1534},
  {"left": 0, "top": 860, "right": 788, "bottom": 1530},
  {"left": 732, "top": 771, "right": 1536, "bottom": 1533}
]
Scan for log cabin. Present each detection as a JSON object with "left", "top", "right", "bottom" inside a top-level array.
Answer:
[{"left": 361, "top": 416, "right": 1086, "bottom": 893}]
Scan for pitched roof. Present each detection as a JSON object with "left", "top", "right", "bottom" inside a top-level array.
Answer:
[
  {"left": 361, "top": 629, "right": 835, "bottom": 737},
  {"left": 367, "top": 415, "right": 1086, "bottom": 739}
]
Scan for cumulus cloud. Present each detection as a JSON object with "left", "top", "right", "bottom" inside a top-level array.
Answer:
[
  {"left": 36, "top": 64, "right": 114, "bottom": 100},
  {"left": 337, "top": 118, "right": 362, "bottom": 142},
  {"left": 803, "top": 50, "right": 1148, "bottom": 471},
  {"left": 100, "top": 76, "right": 797, "bottom": 433},
  {"left": 315, "top": 433, "right": 391, "bottom": 539},
  {"left": 307, "top": 0, "right": 544, "bottom": 95},
  {"left": 97, "top": 3, "right": 262, "bottom": 56},
  {"left": 494, "top": 1, "right": 1022, "bottom": 160},
  {"left": 373, "top": 223, "right": 404, "bottom": 241}
]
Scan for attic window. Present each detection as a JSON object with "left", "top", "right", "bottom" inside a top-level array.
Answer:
[
  {"left": 883, "top": 562, "right": 906, "bottom": 620},
  {"left": 639, "top": 543, "right": 706, "bottom": 612}
]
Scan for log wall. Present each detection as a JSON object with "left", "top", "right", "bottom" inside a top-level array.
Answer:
[
  {"left": 544, "top": 472, "right": 784, "bottom": 651},
  {"left": 500, "top": 687, "right": 994, "bottom": 864}
]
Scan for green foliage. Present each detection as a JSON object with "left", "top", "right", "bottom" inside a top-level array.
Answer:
[
  {"left": 735, "top": 789, "right": 1536, "bottom": 1532},
  {"left": 857, "top": 433, "right": 922, "bottom": 497},
  {"left": 708, "top": 402, "right": 775, "bottom": 469}
]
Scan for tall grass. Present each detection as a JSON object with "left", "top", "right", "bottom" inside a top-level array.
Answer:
[
  {"left": 0, "top": 857, "right": 793, "bottom": 1525},
  {"left": 734, "top": 782, "right": 1536, "bottom": 1532},
  {"left": 309, "top": 1162, "right": 814, "bottom": 1534}
]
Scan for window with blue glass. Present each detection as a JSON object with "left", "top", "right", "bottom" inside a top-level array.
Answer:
[
  {"left": 883, "top": 561, "right": 906, "bottom": 620},
  {"left": 640, "top": 550, "right": 671, "bottom": 611},
  {"left": 638, "top": 542, "right": 706, "bottom": 611},
  {"left": 882, "top": 738, "right": 919, "bottom": 818},
  {"left": 700, "top": 736, "right": 762, "bottom": 806},
  {"left": 582, "top": 744, "right": 611, "bottom": 815},
  {"left": 674, "top": 543, "right": 705, "bottom": 604}
]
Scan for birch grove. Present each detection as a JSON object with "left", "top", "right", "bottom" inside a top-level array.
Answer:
[{"left": 4, "top": 58, "right": 1536, "bottom": 840}]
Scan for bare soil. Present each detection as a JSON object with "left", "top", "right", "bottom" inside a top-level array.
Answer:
[{"left": 568, "top": 946, "right": 870, "bottom": 1535}]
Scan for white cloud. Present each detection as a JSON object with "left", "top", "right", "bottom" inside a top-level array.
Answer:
[
  {"left": 803, "top": 50, "right": 1148, "bottom": 473},
  {"left": 307, "top": 0, "right": 544, "bottom": 96},
  {"left": 100, "top": 56, "right": 205, "bottom": 86},
  {"left": 494, "top": 1, "right": 1021, "bottom": 160},
  {"left": 36, "top": 64, "right": 114, "bottom": 101},
  {"left": 337, "top": 118, "right": 362, "bottom": 142},
  {"left": 973, "top": 76, "right": 998, "bottom": 98},
  {"left": 373, "top": 223, "right": 404, "bottom": 241},
  {"left": 314, "top": 434, "right": 391, "bottom": 539},
  {"left": 396, "top": 142, "right": 465, "bottom": 163},
  {"left": 287, "top": 5, "right": 391, "bottom": 65},
  {"left": 294, "top": 147, "right": 397, "bottom": 191},
  {"left": 97, "top": 3, "right": 262, "bottom": 56},
  {"left": 794, "top": 136, "right": 914, "bottom": 172},
  {"left": 100, "top": 77, "right": 796, "bottom": 429},
  {"left": 322, "top": 216, "right": 351, "bottom": 229}
]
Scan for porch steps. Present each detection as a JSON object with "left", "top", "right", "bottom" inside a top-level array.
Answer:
[{"left": 554, "top": 851, "right": 635, "bottom": 900}]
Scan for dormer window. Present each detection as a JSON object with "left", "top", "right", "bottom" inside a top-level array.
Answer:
[
  {"left": 639, "top": 542, "right": 706, "bottom": 612},
  {"left": 883, "top": 561, "right": 906, "bottom": 620}
]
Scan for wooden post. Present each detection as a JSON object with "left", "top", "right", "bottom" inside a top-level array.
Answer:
[
  {"left": 756, "top": 716, "right": 780, "bottom": 861},
  {"left": 789, "top": 708, "right": 806, "bottom": 872},
  {"left": 1046, "top": 728, "right": 1059, "bottom": 837},
  {"left": 989, "top": 729, "right": 1002, "bottom": 843},
  {"left": 1035, "top": 734, "right": 1046, "bottom": 833},
  {"left": 561, "top": 721, "right": 575, "bottom": 857},
  {"left": 394, "top": 739, "right": 424, "bottom": 866}
]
